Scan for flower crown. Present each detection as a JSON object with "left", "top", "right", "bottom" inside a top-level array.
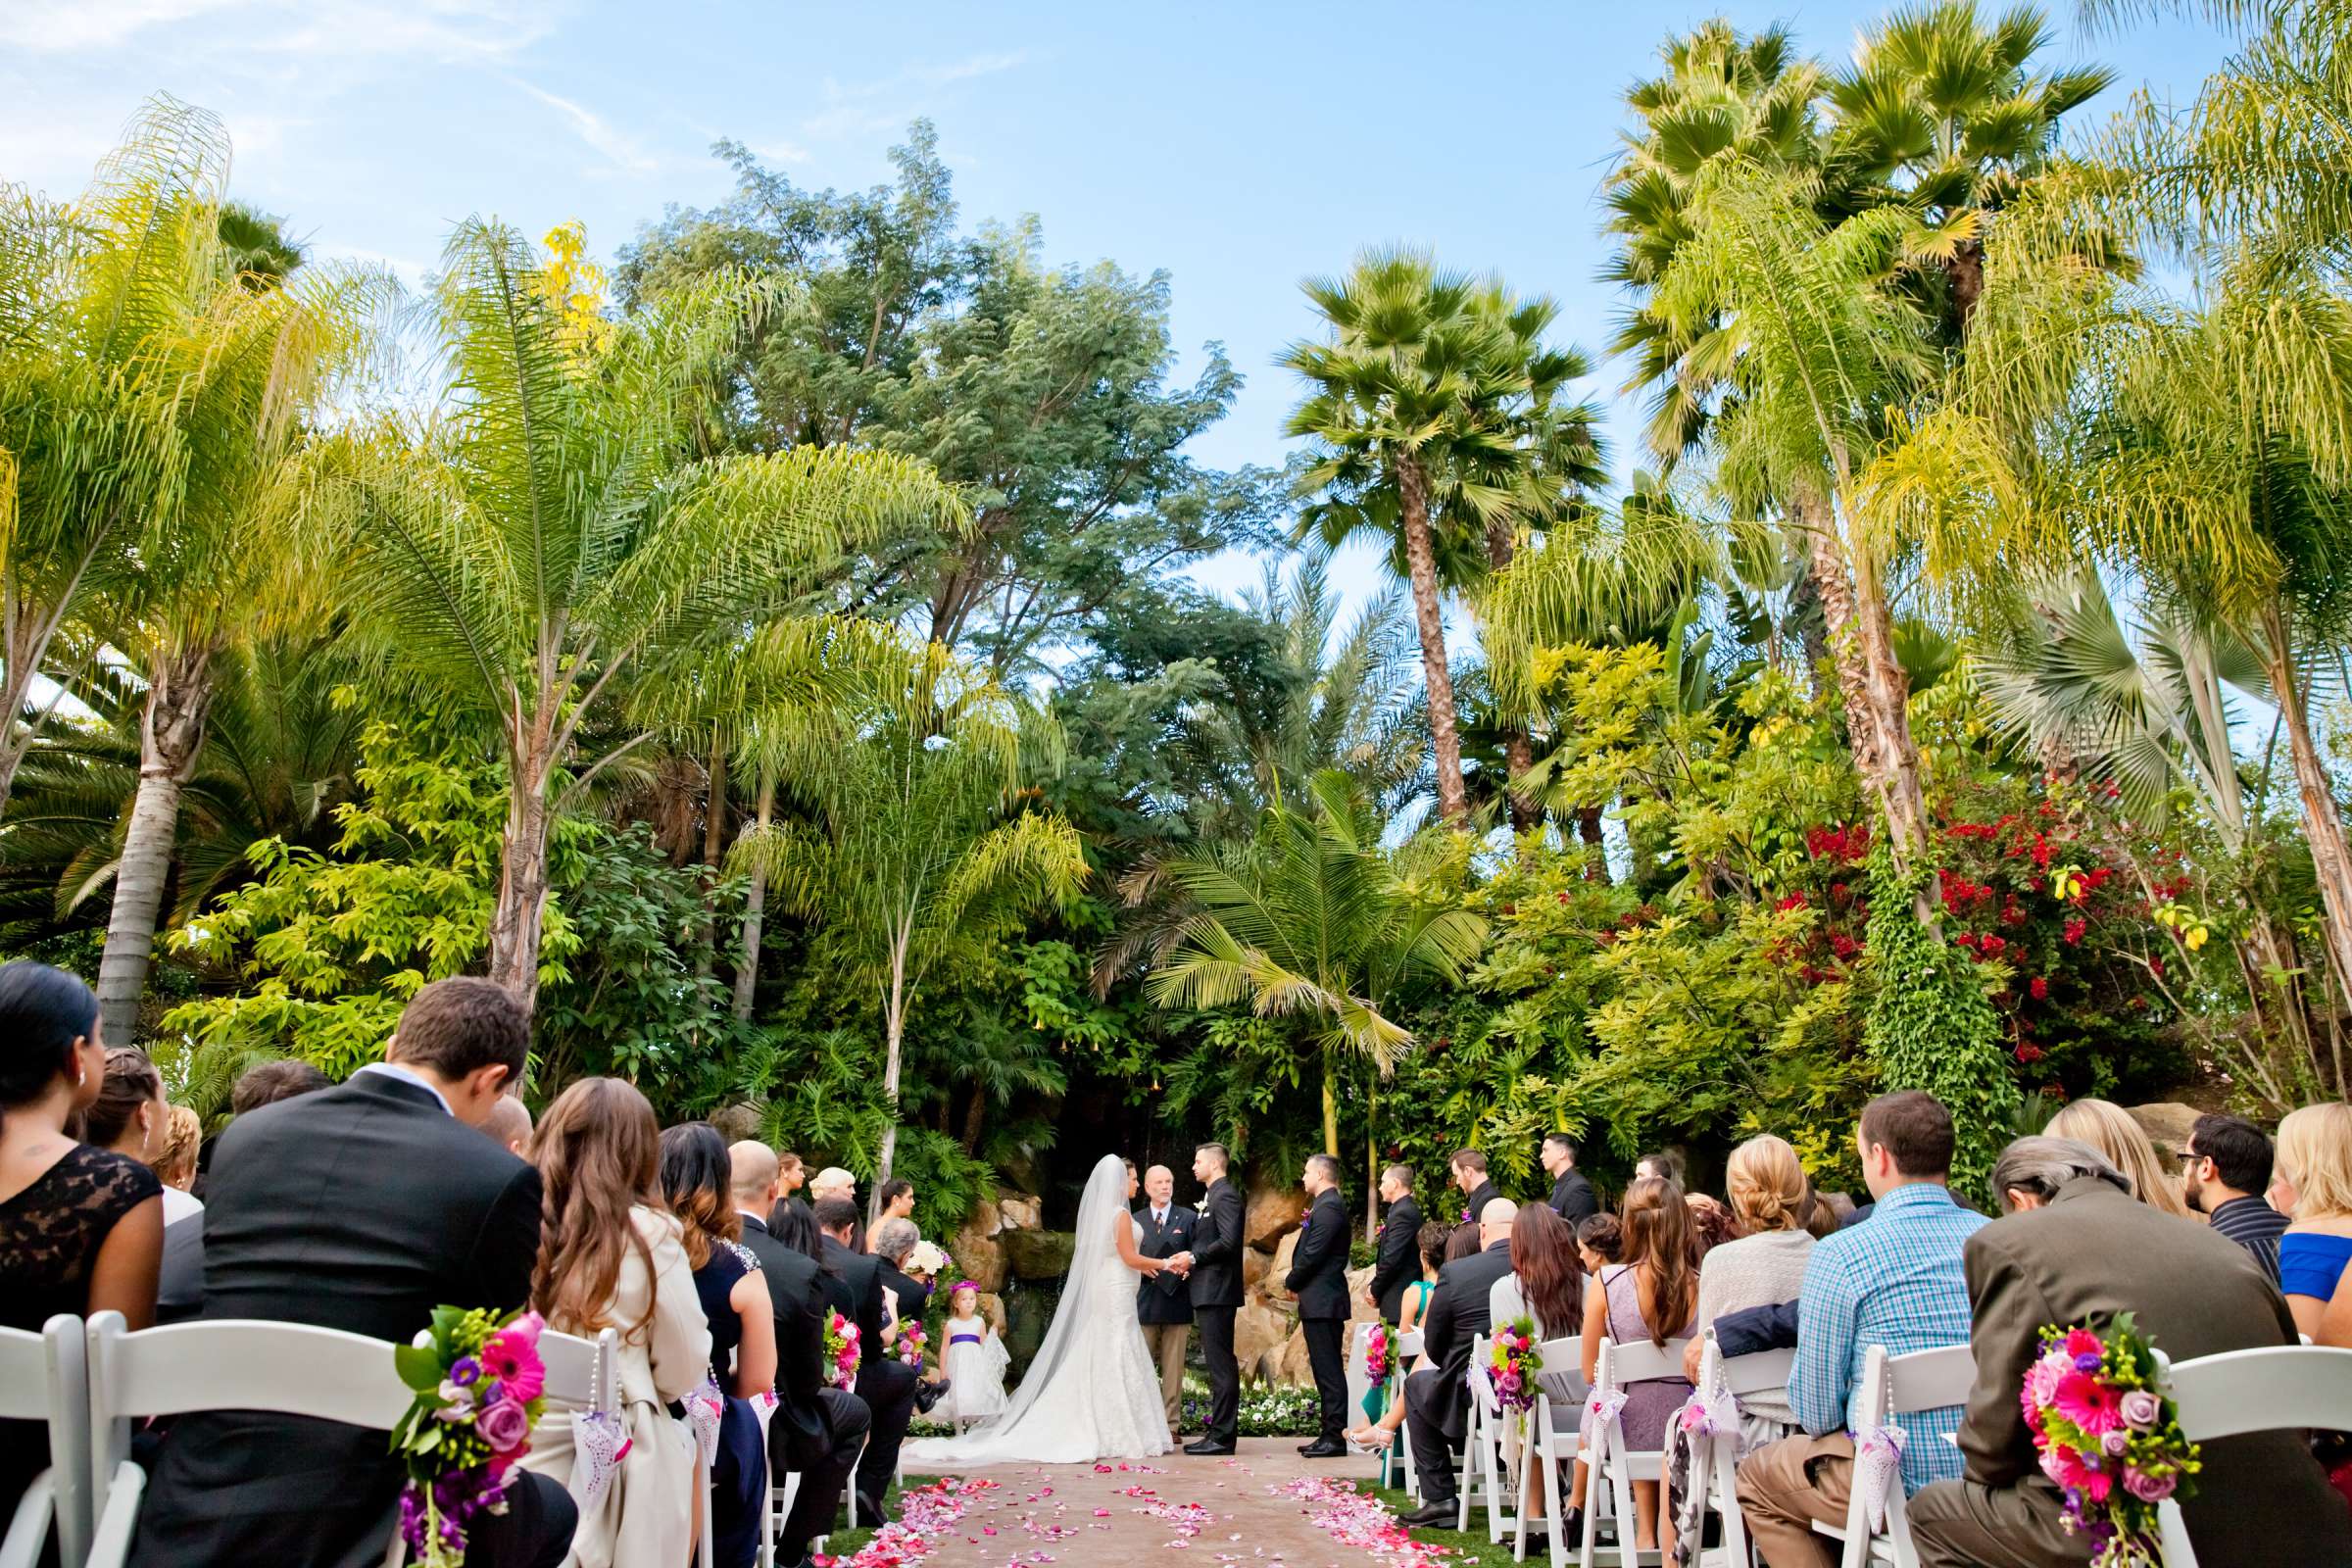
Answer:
[{"left": 952, "top": 1280, "right": 981, "bottom": 1295}]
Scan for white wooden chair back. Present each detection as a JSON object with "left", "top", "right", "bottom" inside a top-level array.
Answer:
[
  {"left": 1398, "top": 1328, "right": 1426, "bottom": 1359},
  {"left": 1578, "top": 1334, "right": 1691, "bottom": 1568},
  {"left": 1824, "top": 1343, "right": 1976, "bottom": 1568},
  {"left": 1511, "top": 1336, "right": 1582, "bottom": 1568},
  {"left": 536, "top": 1326, "right": 618, "bottom": 1419},
  {"left": 1460, "top": 1333, "right": 1493, "bottom": 1534},
  {"left": 0, "top": 1317, "right": 87, "bottom": 1568},
  {"left": 1681, "top": 1335, "right": 1797, "bottom": 1568},
  {"left": 2155, "top": 1344, "right": 2352, "bottom": 1567}
]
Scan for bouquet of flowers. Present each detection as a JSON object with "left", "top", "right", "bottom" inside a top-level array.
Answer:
[
  {"left": 390, "top": 1306, "right": 548, "bottom": 1568},
  {"left": 1364, "top": 1323, "right": 1391, "bottom": 1385},
  {"left": 898, "top": 1318, "right": 928, "bottom": 1369},
  {"left": 824, "top": 1308, "right": 861, "bottom": 1391},
  {"left": 2023, "top": 1313, "right": 2200, "bottom": 1566},
  {"left": 1487, "top": 1317, "right": 1543, "bottom": 1412}
]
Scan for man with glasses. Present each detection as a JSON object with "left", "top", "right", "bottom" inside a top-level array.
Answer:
[{"left": 2182, "top": 1112, "right": 2288, "bottom": 1285}]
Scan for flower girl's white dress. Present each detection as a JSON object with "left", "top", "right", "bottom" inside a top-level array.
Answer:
[{"left": 939, "top": 1313, "right": 1010, "bottom": 1424}]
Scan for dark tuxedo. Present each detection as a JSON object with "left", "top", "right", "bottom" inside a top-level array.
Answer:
[
  {"left": 1455, "top": 1179, "right": 1500, "bottom": 1235},
  {"left": 134, "top": 1070, "right": 575, "bottom": 1568},
  {"left": 1368, "top": 1194, "right": 1422, "bottom": 1325},
  {"left": 1402, "top": 1238, "right": 1516, "bottom": 1502},
  {"left": 738, "top": 1213, "right": 869, "bottom": 1563},
  {"left": 879, "top": 1261, "right": 931, "bottom": 1332},
  {"left": 822, "top": 1234, "right": 917, "bottom": 1523},
  {"left": 1188, "top": 1175, "right": 1246, "bottom": 1444},
  {"left": 1135, "top": 1203, "right": 1196, "bottom": 1324},
  {"left": 1286, "top": 1186, "right": 1351, "bottom": 1444},
  {"left": 1547, "top": 1167, "right": 1597, "bottom": 1224}
]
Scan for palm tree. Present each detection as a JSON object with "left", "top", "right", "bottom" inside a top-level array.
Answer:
[
  {"left": 735, "top": 632, "right": 1088, "bottom": 1218},
  {"left": 317, "top": 219, "right": 963, "bottom": 1010},
  {"left": 1134, "top": 769, "right": 1485, "bottom": 1231}
]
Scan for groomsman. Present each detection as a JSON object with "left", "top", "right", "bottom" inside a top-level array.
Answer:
[
  {"left": 1542, "top": 1133, "right": 1597, "bottom": 1223},
  {"left": 1288, "top": 1153, "right": 1351, "bottom": 1457},
  {"left": 1134, "top": 1164, "right": 1195, "bottom": 1433},
  {"left": 1171, "top": 1142, "right": 1245, "bottom": 1454},
  {"left": 1448, "top": 1148, "right": 1500, "bottom": 1246},
  {"left": 1365, "top": 1162, "right": 1423, "bottom": 1325}
]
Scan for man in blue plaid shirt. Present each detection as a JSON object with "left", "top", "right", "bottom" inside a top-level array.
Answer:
[{"left": 1735, "top": 1092, "right": 1986, "bottom": 1566}]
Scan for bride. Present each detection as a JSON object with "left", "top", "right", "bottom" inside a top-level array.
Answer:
[{"left": 905, "top": 1152, "right": 1175, "bottom": 1464}]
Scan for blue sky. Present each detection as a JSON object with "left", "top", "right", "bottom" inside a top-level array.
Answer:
[{"left": 0, "top": 0, "right": 2236, "bottom": 606}]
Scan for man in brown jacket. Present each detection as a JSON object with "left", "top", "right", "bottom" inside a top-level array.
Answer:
[{"left": 1908, "top": 1135, "right": 2352, "bottom": 1566}]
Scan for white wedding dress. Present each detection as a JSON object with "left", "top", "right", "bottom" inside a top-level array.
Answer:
[{"left": 905, "top": 1153, "right": 1173, "bottom": 1464}]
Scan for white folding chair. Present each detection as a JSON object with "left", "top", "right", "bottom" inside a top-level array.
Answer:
[
  {"left": 1396, "top": 1328, "right": 1426, "bottom": 1499},
  {"left": 1459, "top": 1334, "right": 1494, "bottom": 1534},
  {"left": 1683, "top": 1336, "right": 1795, "bottom": 1568},
  {"left": 2157, "top": 1343, "right": 2352, "bottom": 1567},
  {"left": 1577, "top": 1334, "right": 1691, "bottom": 1568},
  {"left": 1467, "top": 1333, "right": 1521, "bottom": 1544},
  {"left": 0, "top": 1316, "right": 87, "bottom": 1568},
  {"left": 1509, "top": 1336, "right": 1582, "bottom": 1567},
  {"left": 534, "top": 1326, "right": 619, "bottom": 1509},
  {"left": 1810, "top": 1343, "right": 1975, "bottom": 1568}
]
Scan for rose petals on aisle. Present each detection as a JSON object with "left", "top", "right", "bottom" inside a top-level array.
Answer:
[
  {"left": 817, "top": 1476, "right": 999, "bottom": 1568},
  {"left": 1270, "top": 1476, "right": 1456, "bottom": 1567},
  {"left": 1122, "top": 1481, "right": 1219, "bottom": 1545}
]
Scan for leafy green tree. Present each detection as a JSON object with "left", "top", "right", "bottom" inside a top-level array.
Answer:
[
  {"left": 737, "top": 633, "right": 1088, "bottom": 1216},
  {"left": 316, "top": 219, "right": 960, "bottom": 1009}
]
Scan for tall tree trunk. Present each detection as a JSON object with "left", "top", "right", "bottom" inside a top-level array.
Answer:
[
  {"left": 1365, "top": 1089, "right": 1379, "bottom": 1245},
  {"left": 0, "top": 525, "right": 114, "bottom": 823},
  {"left": 703, "top": 739, "right": 729, "bottom": 866},
  {"left": 1576, "top": 805, "right": 1608, "bottom": 881},
  {"left": 2262, "top": 603, "right": 2352, "bottom": 1012},
  {"left": 871, "top": 939, "right": 909, "bottom": 1227},
  {"left": 1320, "top": 1054, "right": 1339, "bottom": 1156},
  {"left": 961, "top": 1086, "right": 987, "bottom": 1153},
  {"left": 1397, "top": 458, "right": 1468, "bottom": 825},
  {"left": 487, "top": 745, "right": 553, "bottom": 1012},
  {"left": 96, "top": 640, "right": 217, "bottom": 1045},
  {"left": 1949, "top": 239, "right": 1985, "bottom": 335},
  {"left": 1485, "top": 516, "right": 1542, "bottom": 835},
  {"left": 731, "top": 770, "right": 774, "bottom": 1022}
]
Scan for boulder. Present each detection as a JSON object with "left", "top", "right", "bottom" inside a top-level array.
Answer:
[
  {"left": 2128, "top": 1102, "right": 2203, "bottom": 1161},
  {"left": 996, "top": 1193, "right": 1044, "bottom": 1232},
  {"left": 1275, "top": 1326, "right": 1315, "bottom": 1388},
  {"left": 1001, "top": 1227, "right": 1076, "bottom": 1282},
  {"left": 1267, "top": 1230, "right": 1299, "bottom": 1293},
  {"left": 1000, "top": 1285, "right": 1054, "bottom": 1380},
  {"left": 708, "top": 1102, "right": 765, "bottom": 1144},
  {"left": 949, "top": 1207, "right": 1005, "bottom": 1296},
  {"left": 1242, "top": 1247, "right": 1273, "bottom": 1298},
  {"left": 1344, "top": 1263, "right": 1377, "bottom": 1325},
  {"left": 1245, "top": 1177, "right": 1309, "bottom": 1252},
  {"left": 1232, "top": 1301, "right": 1294, "bottom": 1383}
]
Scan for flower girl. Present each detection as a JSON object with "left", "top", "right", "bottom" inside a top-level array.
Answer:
[{"left": 938, "top": 1282, "right": 1009, "bottom": 1427}]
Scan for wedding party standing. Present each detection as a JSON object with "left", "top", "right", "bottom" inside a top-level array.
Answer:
[
  {"left": 1288, "top": 1152, "right": 1351, "bottom": 1457},
  {"left": 1179, "top": 1142, "right": 1246, "bottom": 1455},
  {"left": 1366, "top": 1161, "right": 1422, "bottom": 1325},
  {"left": 1135, "top": 1162, "right": 1195, "bottom": 1432}
]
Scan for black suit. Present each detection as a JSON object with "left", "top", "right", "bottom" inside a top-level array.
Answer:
[
  {"left": 822, "top": 1235, "right": 916, "bottom": 1523},
  {"left": 1286, "top": 1187, "right": 1351, "bottom": 1444},
  {"left": 740, "top": 1214, "right": 869, "bottom": 1564},
  {"left": 879, "top": 1261, "right": 931, "bottom": 1332},
  {"left": 134, "top": 1071, "right": 575, "bottom": 1568},
  {"left": 1135, "top": 1204, "right": 1196, "bottom": 1325},
  {"left": 1367, "top": 1194, "right": 1422, "bottom": 1325},
  {"left": 1188, "top": 1176, "right": 1246, "bottom": 1444},
  {"left": 1547, "top": 1168, "right": 1597, "bottom": 1224},
  {"left": 1402, "top": 1238, "right": 1516, "bottom": 1502},
  {"left": 1455, "top": 1179, "right": 1500, "bottom": 1239}
]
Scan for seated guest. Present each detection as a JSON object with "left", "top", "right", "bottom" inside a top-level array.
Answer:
[
  {"left": 0, "top": 963, "right": 162, "bottom": 1527},
  {"left": 152, "top": 1102, "right": 208, "bottom": 1320},
  {"left": 1907, "top": 1136, "right": 2352, "bottom": 1567},
  {"left": 1398, "top": 1199, "right": 1519, "bottom": 1527},
  {"left": 135, "top": 976, "right": 576, "bottom": 1568},
  {"left": 874, "top": 1216, "right": 950, "bottom": 1413},
  {"left": 2188, "top": 1111, "right": 2289, "bottom": 1283},
  {"left": 1543, "top": 1134, "right": 1599, "bottom": 1224},
  {"left": 1686, "top": 1135, "right": 1814, "bottom": 1434},
  {"left": 521, "top": 1079, "right": 710, "bottom": 1568},
  {"left": 808, "top": 1166, "right": 856, "bottom": 1206},
  {"left": 484, "top": 1092, "right": 533, "bottom": 1156},
  {"left": 229, "top": 1056, "right": 331, "bottom": 1114},
  {"left": 2275, "top": 1102, "right": 2352, "bottom": 1337},
  {"left": 661, "top": 1123, "right": 775, "bottom": 1568},
  {"left": 85, "top": 1048, "right": 208, "bottom": 1323},
  {"left": 1493, "top": 1200, "right": 1589, "bottom": 1525},
  {"left": 730, "top": 1142, "right": 870, "bottom": 1568},
  {"left": 1582, "top": 1177, "right": 1700, "bottom": 1554},
  {"left": 1735, "top": 1092, "right": 1984, "bottom": 1568},
  {"left": 814, "top": 1195, "right": 919, "bottom": 1528},
  {"left": 1366, "top": 1162, "right": 1424, "bottom": 1326},
  {"left": 1687, "top": 1192, "right": 1739, "bottom": 1260},
  {"left": 2048, "top": 1097, "right": 2192, "bottom": 1219},
  {"left": 156, "top": 1103, "right": 202, "bottom": 1193},
  {"left": 1577, "top": 1211, "right": 1623, "bottom": 1271},
  {"left": 1346, "top": 1220, "right": 1451, "bottom": 1449}
]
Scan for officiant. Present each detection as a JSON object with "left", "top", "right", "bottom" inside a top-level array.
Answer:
[{"left": 1135, "top": 1163, "right": 1195, "bottom": 1433}]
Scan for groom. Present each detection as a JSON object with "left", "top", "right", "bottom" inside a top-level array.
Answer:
[{"left": 1170, "top": 1141, "right": 1245, "bottom": 1454}]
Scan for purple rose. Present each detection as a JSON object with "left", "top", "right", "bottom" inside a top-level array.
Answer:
[
  {"left": 2074, "top": 1351, "right": 2103, "bottom": 1373},
  {"left": 475, "top": 1396, "right": 531, "bottom": 1455},
  {"left": 2123, "top": 1468, "right": 2177, "bottom": 1503},
  {"left": 2100, "top": 1430, "right": 2129, "bottom": 1456},
  {"left": 2118, "top": 1390, "right": 2160, "bottom": 1430}
]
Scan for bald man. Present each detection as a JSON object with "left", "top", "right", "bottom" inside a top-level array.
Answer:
[
  {"left": 1400, "top": 1198, "right": 1520, "bottom": 1526},
  {"left": 483, "top": 1094, "right": 533, "bottom": 1157},
  {"left": 1134, "top": 1163, "right": 1195, "bottom": 1430}
]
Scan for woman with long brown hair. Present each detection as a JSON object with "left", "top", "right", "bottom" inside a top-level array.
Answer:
[
  {"left": 1491, "top": 1200, "right": 1590, "bottom": 1525},
  {"left": 517, "top": 1078, "right": 710, "bottom": 1568},
  {"left": 1580, "top": 1177, "right": 1699, "bottom": 1554}
]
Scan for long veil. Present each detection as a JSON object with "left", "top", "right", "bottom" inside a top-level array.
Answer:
[{"left": 905, "top": 1152, "right": 1140, "bottom": 1464}]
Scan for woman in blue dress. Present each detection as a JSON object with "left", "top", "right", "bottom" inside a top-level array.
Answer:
[{"left": 2275, "top": 1102, "right": 2352, "bottom": 1339}]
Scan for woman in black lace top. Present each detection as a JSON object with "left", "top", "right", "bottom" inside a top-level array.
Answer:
[{"left": 0, "top": 961, "right": 163, "bottom": 1524}]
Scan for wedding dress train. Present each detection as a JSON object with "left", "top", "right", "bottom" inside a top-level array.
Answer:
[{"left": 904, "top": 1153, "right": 1173, "bottom": 1465}]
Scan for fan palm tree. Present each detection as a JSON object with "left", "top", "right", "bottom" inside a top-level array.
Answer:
[
  {"left": 314, "top": 219, "right": 964, "bottom": 1010},
  {"left": 732, "top": 631, "right": 1088, "bottom": 1217},
  {"left": 1136, "top": 769, "right": 1486, "bottom": 1221}
]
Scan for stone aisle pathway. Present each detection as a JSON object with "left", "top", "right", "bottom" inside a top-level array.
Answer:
[{"left": 818, "top": 1440, "right": 1452, "bottom": 1568}]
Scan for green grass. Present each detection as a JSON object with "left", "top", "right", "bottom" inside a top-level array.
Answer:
[
  {"left": 810, "top": 1474, "right": 941, "bottom": 1559},
  {"left": 1350, "top": 1478, "right": 1528, "bottom": 1568}
]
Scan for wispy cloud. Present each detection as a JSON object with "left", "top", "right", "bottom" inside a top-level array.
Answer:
[
  {"left": 0, "top": 0, "right": 245, "bottom": 52},
  {"left": 0, "top": 0, "right": 551, "bottom": 58},
  {"left": 798, "top": 49, "right": 1030, "bottom": 142},
  {"left": 514, "top": 80, "right": 660, "bottom": 175}
]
